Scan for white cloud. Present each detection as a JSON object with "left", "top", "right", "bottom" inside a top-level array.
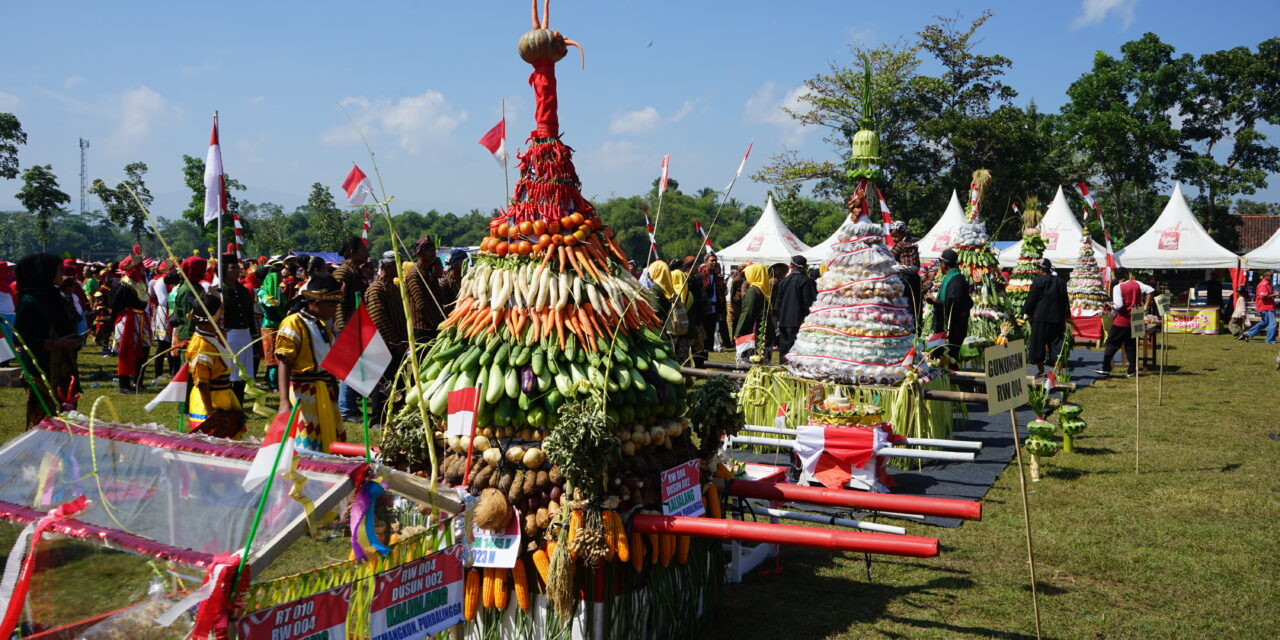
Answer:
[
  {"left": 1072, "top": 0, "right": 1139, "bottom": 29},
  {"left": 0, "top": 92, "right": 20, "bottom": 111},
  {"left": 744, "top": 82, "right": 811, "bottom": 145},
  {"left": 610, "top": 106, "right": 662, "bottom": 135},
  {"left": 581, "top": 139, "right": 645, "bottom": 173},
  {"left": 324, "top": 91, "right": 467, "bottom": 153},
  {"left": 106, "top": 86, "right": 174, "bottom": 153},
  {"left": 670, "top": 100, "right": 695, "bottom": 123},
  {"left": 248, "top": 95, "right": 265, "bottom": 107},
  {"left": 63, "top": 75, "right": 86, "bottom": 90},
  {"left": 182, "top": 61, "right": 219, "bottom": 77}
]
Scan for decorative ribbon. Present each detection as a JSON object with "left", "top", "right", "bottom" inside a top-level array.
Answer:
[
  {"left": 817, "top": 273, "right": 899, "bottom": 295},
  {"left": 807, "top": 301, "right": 912, "bottom": 315},
  {"left": 0, "top": 496, "right": 91, "bottom": 637},
  {"left": 798, "top": 325, "right": 913, "bottom": 340},
  {"left": 351, "top": 480, "right": 392, "bottom": 563},
  {"left": 155, "top": 551, "right": 244, "bottom": 637}
]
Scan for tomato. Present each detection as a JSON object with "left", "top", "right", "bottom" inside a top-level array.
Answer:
[
  {"left": 547, "top": 221, "right": 561, "bottom": 234},
  {"left": 480, "top": 237, "right": 492, "bottom": 252},
  {"left": 568, "top": 213, "right": 584, "bottom": 227},
  {"left": 564, "top": 233, "right": 580, "bottom": 246},
  {"left": 551, "top": 234, "right": 564, "bottom": 246},
  {"left": 538, "top": 234, "right": 552, "bottom": 249},
  {"left": 532, "top": 220, "right": 547, "bottom": 235},
  {"left": 559, "top": 215, "right": 575, "bottom": 230},
  {"left": 496, "top": 223, "right": 510, "bottom": 238},
  {"left": 573, "top": 229, "right": 588, "bottom": 243},
  {"left": 518, "top": 221, "right": 534, "bottom": 236},
  {"left": 495, "top": 242, "right": 509, "bottom": 257},
  {"left": 516, "top": 240, "right": 532, "bottom": 256}
]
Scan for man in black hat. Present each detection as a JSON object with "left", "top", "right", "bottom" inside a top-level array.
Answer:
[
  {"left": 773, "top": 255, "right": 818, "bottom": 361},
  {"left": 926, "top": 248, "right": 972, "bottom": 365},
  {"left": 438, "top": 249, "right": 468, "bottom": 314},
  {"left": 405, "top": 236, "right": 445, "bottom": 343},
  {"left": 1021, "top": 258, "right": 1069, "bottom": 377}
]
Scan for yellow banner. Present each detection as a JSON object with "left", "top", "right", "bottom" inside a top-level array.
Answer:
[{"left": 1163, "top": 307, "right": 1218, "bottom": 334}]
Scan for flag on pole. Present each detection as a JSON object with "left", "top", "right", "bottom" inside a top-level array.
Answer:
[
  {"left": 1075, "top": 182, "right": 1117, "bottom": 280},
  {"left": 231, "top": 213, "right": 245, "bottom": 258},
  {"left": 343, "top": 164, "right": 375, "bottom": 206},
  {"left": 203, "top": 115, "right": 226, "bottom": 224},
  {"left": 876, "top": 189, "right": 895, "bottom": 248},
  {"left": 445, "top": 387, "right": 480, "bottom": 437},
  {"left": 361, "top": 209, "right": 370, "bottom": 246},
  {"left": 1011, "top": 202, "right": 1020, "bottom": 215},
  {"left": 643, "top": 207, "right": 659, "bottom": 260},
  {"left": 320, "top": 303, "right": 392, "bottom": 398},
  {"left": 693, "top": 219, "right": 715, "bottom": 254},
  {"left": 659, "top": 155, "right": 670, "bottom": 196},
  {"left": 144, "top": 364, "right": 190, "bottom": 412},
  {"left": 242, "top": 409, "right": 303, "bottom": 490},
  {"left": 478, "top": 119, "right": 507, "bottom": 168},
  {"left": 724, "top": 139, "right": 754, "bottom": 192},
  {"left": 1045, "top": 370, "right": 1058, "bottom": 393}
]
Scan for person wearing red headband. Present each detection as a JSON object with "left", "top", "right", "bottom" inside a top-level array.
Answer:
[{"left": 110, "top": 249, "right": 151, "bottom": 393}]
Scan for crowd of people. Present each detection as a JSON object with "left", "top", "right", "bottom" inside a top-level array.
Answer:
[{"left": 2, "top": 236, "right": 467, "bottom": 452}]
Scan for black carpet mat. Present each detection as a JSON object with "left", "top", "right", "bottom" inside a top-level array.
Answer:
[{"left": 727, "top": 348, "right": 1106, "bottom": 528}]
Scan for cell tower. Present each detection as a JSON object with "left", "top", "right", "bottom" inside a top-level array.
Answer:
[{"left": 79, "top": 138, "right": 89, "bottom": 214}]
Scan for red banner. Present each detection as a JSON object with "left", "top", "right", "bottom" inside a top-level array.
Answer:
[
  {"left": 237, "top": 586, "right": 352, "bottom": 640},
  {"left": 369, "top": 544, "right": 465, "bottom": 640}
]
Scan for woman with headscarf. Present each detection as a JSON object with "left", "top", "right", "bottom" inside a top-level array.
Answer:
[
  {"left": 185, "top": 294, "right": 245, "bottom": 439},
  {"left": 646, "top": 260, "right": 693, "bottom": 365},
  {"left": 14, "top": 253, "right": 81, "bottom": 427},
  {"left": 275, "top": 275, "right": 344, "bottom": 452},
  {"left": 111, "top": 251, "right": 151, "bottom": 393},
  {"left": 734, "top": 263, "right": 771, "bottom": 362}
]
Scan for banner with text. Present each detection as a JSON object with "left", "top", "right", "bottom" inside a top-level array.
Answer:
[
  {"left": 470, "top": 507, "right": 521, "bottom": 568},
  {"left": 1163, "top": 308, "right": 1217, "bottom": 334},
  {"left": 237, "top": 585, "right": 351, "bottom": 640},
  {"left": 369, "top": 544, "right": 465, "bottom": 640},
  {"left": 661, "top": 460, "right": 705, "bottom": 517},
  {"left": 983, "top": 340, "right": 1028, "bottom": 414}
]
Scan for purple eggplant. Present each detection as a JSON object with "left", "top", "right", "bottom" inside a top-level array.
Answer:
[{"left": 520, "top": 366, "right": 536, "bottom": 394}]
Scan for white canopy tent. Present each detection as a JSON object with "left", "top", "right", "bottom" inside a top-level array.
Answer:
[
  {"left": 717, "top": 195, "right": 811, "bottom": 267},
  {"left": 1243, "top": 226, "right": 1280, "bottom": 269},
  {"left": 1115, "top": 183, "right": 1239, "bottom": 269},
  {"left": 802, "top": 223, "right": 841, "bottom": 263},
  {"left": 918, "top": 190, "right": 968, "bottom": 260},
  {"left": 997, "top": 185, "right": 1107, "bottom": 268}
]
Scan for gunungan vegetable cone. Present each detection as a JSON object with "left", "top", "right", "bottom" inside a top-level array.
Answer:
[
  {"left": 786, "top": 58, "right": 915, "bottom": 386},
  {"left": 948, "top": 170, "right": 1017, "bottom": 349},
  {"left": 1068, "top": 237, "right": 1108, "bottom": 312},
  {"left": 415, "top": 0, "right": 687, "bottom": 477},
  {"left": 1007, "top": 229, "right": 1047, "bottom": 309}
]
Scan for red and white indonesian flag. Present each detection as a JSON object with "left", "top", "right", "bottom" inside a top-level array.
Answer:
[
  {"left": 478, "top": 118, "right": 507, "bottom": 168},
  {"left": 320, "top": 304, "right": 392, "bottom": 398},
  {"left": 794, "top": 425, "right": 895, "bottom": 490},
  {"left": 659, "top": 155, "right": 670, "bottom": 196},
  {"left": 693, "top": 219, "right": 715, "bottom": 254},
  {"left": 774, "top": 404, "right": 788, "bottom": 430},
  {"left": 734, "top": 333, "right": 756, "bottom": 359},
  {"left": 144, "top": 363, "right": 189, "bottom": 412},
  {"left": 446, "top": 387, "right": 480, "bottom": 437},
  {"left": 242, "top": 410, "right": 303, "bottom": 491},
  {"left": 724, "top": 139, "right": 753, "bottom": 192},
  {"left": 877, "top": 189, "right": 895, "bottom": 247},
  {"left": 204, "top": 115, "right": 227, "bottom": 224},
  {"left": 1045, "top": 370, "right": 1057, "bottom": 393},
  {"left": 361, "top": 209, "right": 370, "bottom": 246},
  {"left": 343, "top": 164, "right": 375, "bottom": 206}
]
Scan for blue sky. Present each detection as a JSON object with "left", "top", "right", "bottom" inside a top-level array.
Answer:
[{"left": 2, "top": 0, "right": 1278, "bottom": 223}]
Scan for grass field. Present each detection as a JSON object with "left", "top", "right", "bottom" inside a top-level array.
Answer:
[{"left": 1, "top": 336, "right": 1277, "bottom": 636}]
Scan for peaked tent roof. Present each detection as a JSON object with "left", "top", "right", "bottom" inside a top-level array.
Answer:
[
  {"left": 1243, "top": 225, "right": 1280, "bottom": 269},
  {"left": 997, "top": 185, "right": 1107, "bottom": 268},
  {"left": 918, "top": 190, "right": 968, "bottom": 260},
  {"left": 802, "top": 219, "right": 844, "bottom": 263},
  {"left": 718, "top": 195, "right": 811, "bottom": 266},
  {"left": 1116, "top": 183, "right": 1239, "bottom": 269}
]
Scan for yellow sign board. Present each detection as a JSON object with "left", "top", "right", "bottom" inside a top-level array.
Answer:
[
  {"left": 1163, "top": 307, "right": 1219, "bottom": 335},
  {"left": 983, "top": 340, "right": 1028, "bottom": 415}
]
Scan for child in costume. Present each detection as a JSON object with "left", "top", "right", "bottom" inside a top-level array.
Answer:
[
  {"left": 274, "top": 275, "right": 344, "bottom": 452},
  {"left": 186, "top": 294, "right": 246, "bottom": 439}
]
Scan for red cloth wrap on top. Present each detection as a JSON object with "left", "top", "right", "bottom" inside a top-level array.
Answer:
[{"left": 529, "top": 60, "right": 559, "bottom": 138}]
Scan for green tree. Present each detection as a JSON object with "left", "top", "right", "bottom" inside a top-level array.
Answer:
[
  {"left": 90, "top": 161, "right": 155, "bottom": 240},
  {"left": 1060, "top": 33, "right": 1194, "bottom": 242},
  {"left": 241, "top": 201, "right": 291, "bottom": 256},
  {"left": 15, "top": 165, "right": 70, "bottom": 248},
  {"left": 0, "top": 113, "right": 26, "bottom": 180},
  {"left": 1234, "top": 198, "right": 1280, "bottom": 216},
  {"left": 301, "top": 183, "right": 348, "bottom": 251},
  {"left": 181, "top": 154, "right": 247, "bottom": 243},
  {"left": 1174, "top": 38, "right": 1280, "bottom": 248}
]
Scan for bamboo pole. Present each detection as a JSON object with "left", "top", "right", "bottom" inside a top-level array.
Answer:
[{"left": 1007, "top": 408, "right": 1043, "bottom": 639}]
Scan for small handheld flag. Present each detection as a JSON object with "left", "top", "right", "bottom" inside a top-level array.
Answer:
[
  {"left": 693, "top": 219, "right": 715, "bottom": 255},
  {"left": 320, "top": 304, "right": 392, "bottom": 398},
  {"left": 343, "top": 164, "right": 375, "bottom": 206},
  {"left": 242, "top": 409, "right": 302, "bottom": 490},
  {"left": 145, "top": 364, "right": 190, "bottom": 412},
  {"left": 659, "top": 155, "right": 670, "bottom": 196},
  {"left": 361, "top": 209, "right": 370, "bottom": 246},
  {"left": 478, "top": 119, "right": 508, "bottom": 168},
  {"left": 724, "top": 140, "right": 754, "bottom": 192},
  {"left": 446, "top": 387, "right": 480, "bottom": 437}
]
